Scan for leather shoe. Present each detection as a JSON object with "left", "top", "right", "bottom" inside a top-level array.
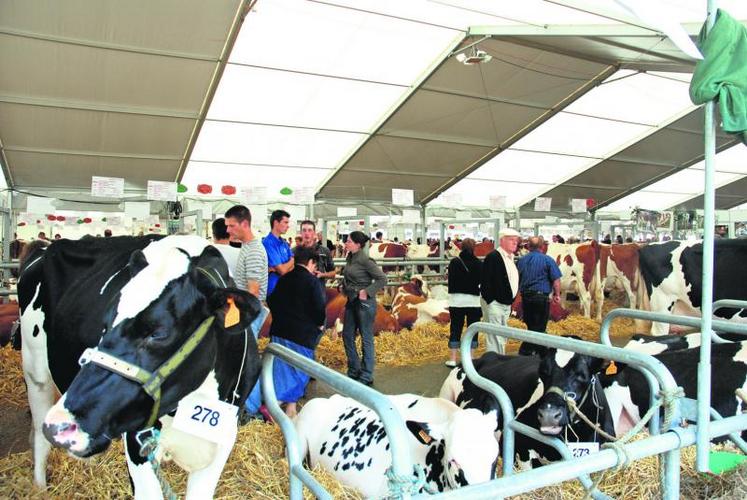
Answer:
[{"left": 360, "top": 379, "right": 374, "bottom": 387}]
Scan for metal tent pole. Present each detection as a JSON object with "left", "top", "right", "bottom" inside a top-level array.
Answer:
[{"left": 697, "top": 0, "right": 718, "bottom": 472}]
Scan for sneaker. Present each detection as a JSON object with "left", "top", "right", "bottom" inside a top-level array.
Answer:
[
  {"left": 258, "top": 404, "right": 275, "bottom": 424},
  {"left": 444, "top": 360, "right": 457, "bottom": 368}
]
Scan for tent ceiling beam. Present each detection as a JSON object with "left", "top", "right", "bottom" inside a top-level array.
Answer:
[
  {"left": 0, "top": 27, "right": 219, "bottom": 62},
  {"left": 175, "top": 0, "right": 254, "bottom": 182},
  {"left": 345, "top": 168, "right": 451, "bottom": 178},
  {"left": 0, "top": 94, "right": 199, "bottom": 120},
  {"left": 2, "top": 145, "right": 182, "bottom": 161}
]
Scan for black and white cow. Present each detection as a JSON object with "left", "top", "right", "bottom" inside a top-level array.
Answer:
[
  {"left": 294, "top": 394, "right": 499, "bottom": 497},
  {"left": 622, "top": 331, "right": 747, "bottom": 356},
  {"left": 602, "top": 341, "right": 747, "bottom": 439},
  {"left": 19, "top": 235, "right": 261, "bottom": 498},
  {"left": 638, "top": 239, "right": 747, "bottom": 335},
  {"left": 439, "top": 348, "right": 615, "bottom": 469}
]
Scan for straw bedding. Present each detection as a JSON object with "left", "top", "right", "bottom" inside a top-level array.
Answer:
[{"left": 2, "top": 292, "right": 742, "bottom": 499}]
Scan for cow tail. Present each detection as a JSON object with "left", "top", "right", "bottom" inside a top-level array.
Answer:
[{"left": 634, "top": 266, "right": 651, "bottom": 332}]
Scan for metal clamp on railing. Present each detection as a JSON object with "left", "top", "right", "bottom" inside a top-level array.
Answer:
[{"left": 261, "top": 343, "right": 417, "bottom": 500}]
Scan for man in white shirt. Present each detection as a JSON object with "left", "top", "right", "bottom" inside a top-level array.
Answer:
[
  {"left": 211, "top": 218, "right": 240, "bottom": 277},
  {"left": 479, "top": 228, "right": 520, "bottom": 354}
]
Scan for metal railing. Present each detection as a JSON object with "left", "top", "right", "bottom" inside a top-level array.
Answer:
[{"left": 261, "top": 344, "right": 418, "bottom": 499}]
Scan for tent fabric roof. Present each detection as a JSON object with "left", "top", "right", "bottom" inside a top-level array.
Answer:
[
  {"left": 0, "top": 0, "right": 246, "bottom": 190},
  {"left": 2, "top": 0, "right": 746, "bottom": 214}
]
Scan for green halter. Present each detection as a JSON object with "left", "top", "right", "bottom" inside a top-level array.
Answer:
[{"left": 78, "top": 315, "right": 216, "bottom": 429}]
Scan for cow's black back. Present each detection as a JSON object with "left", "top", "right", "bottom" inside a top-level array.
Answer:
[{"left": 18, "top": 235, "right": 164, "bottom": 392}]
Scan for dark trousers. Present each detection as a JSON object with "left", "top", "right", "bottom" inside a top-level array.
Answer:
[
  {"left": 342, "top": 297, "right": 376, "bottom": 383},
  {"left": 522, "top": 292, "right": 550, "bottom": 333},
  {"left": 448, "top": 306, "right": 482, "bottom": 349}
]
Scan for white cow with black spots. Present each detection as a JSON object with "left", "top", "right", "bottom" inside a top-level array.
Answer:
[{"left": 294, "top": 394, "right": 498, "bottom": 498}]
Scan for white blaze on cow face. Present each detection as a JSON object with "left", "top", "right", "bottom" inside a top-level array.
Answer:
[
  {"left": 44, "top": 394, "right": 92, "bottom": 454},
  {"left": 113, "top": 247, "right": 191, "bottom": 327},
  {"left": 554, "top": 349, "right": 575, "bottom": 368}
]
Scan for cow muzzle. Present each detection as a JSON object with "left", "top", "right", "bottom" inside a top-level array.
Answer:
[
  {"left": 42, "top": 401, "right": 95, "bottom": 456},
  {"left": 537, "top": 403, "right": 567, "bottom": 435}
]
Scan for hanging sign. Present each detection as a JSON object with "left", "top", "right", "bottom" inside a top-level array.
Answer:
[
  {"left": 571, "top": 198, "right": 588, "bottom": 213},
  {"left": 442, "top": 193, "right": 462, "bottom": 206},
  {"left": 147, "top": 181, "right": 177, "bottom": 202},
  {"left": 534, "top": 197, "right": 552, "bottom": 212},
  {"left": 392, "top": 189, "right": 414, "bottom": 207},
  {"left": 241, "top": 186, "right": 267, "bottom": 205},
  {"left": 337, "top": 207, "right": 357, "bottom": 217},
  {"left": 91, "top": 176, "right": 124, "bottom": 198},
  {"left": 489, "top": 195, "right": 507, "bottom": 210}
]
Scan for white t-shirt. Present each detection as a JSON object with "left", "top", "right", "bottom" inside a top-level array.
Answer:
[
  {"left": 213, "top": 243, "right": 241, "bottom": 278},
  {"left": 498, "top": 246, "right": 519, "bottom": 298}
]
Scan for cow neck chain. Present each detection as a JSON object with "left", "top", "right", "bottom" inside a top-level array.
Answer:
[{"left": 135, "top": 429, "right": 177, "bottom": 500}]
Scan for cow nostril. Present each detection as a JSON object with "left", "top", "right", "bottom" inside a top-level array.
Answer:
[{"left": 552, "top": 411, "right": 562, "bottom": 421}]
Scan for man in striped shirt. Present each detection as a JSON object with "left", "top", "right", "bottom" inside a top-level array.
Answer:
[{"left": 225, "top": 205, "right": 268, "bottom": 302}]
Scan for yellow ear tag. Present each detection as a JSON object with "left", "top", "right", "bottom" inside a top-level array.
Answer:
[
  {"left": 418, "top": 429, "right": 432, "bottom": 444},
  {"left": 224, "top": 297, "right": 240, "bottom": 328},
  {"left": 605, "top": 360, "right": 618, "bottom": 375}
]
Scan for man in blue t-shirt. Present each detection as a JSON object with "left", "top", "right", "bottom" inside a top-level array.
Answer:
[
  {"left": 517, "top": 236, "right": 562, "bottom": 334},
  {"left": 262, "top": 209, "right": 294, "bottom": 296}
]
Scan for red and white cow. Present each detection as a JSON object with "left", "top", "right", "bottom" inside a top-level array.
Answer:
[
  {"left": 546, "top": 241, "right": 603, "bottom": 321},
  {"left": 391, "top": 276, "right": 450, "bottom": 330},
  {"left": 369, "top": 241, "right": 408, "bottom": 273},
  {"left": 325, "top": 288, "right": 399, "bottom": 335},
  {"left": 448, "top": 240, "right": 495, "bottom": 258},
  {"left": 598, "top": 243, "right": 640, "bottom": 309}
]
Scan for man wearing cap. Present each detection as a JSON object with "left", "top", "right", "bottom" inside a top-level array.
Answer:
[{"left": 480, "top": 227, "right": 521, "bottom": 354}]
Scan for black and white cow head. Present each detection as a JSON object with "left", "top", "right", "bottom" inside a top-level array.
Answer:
[
  {"left": 408, "top": 408, "right": 499, "bottom": 490},
  {"left": 42, "top": 241, "right": 260, "bottom": 457},
  {"left": 534, "top": 344, "right": 608, "bottom": 436}
]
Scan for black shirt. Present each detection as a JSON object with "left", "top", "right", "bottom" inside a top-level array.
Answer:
[{"left": 267, "top": 266, "right": 326, "bottom": 349}]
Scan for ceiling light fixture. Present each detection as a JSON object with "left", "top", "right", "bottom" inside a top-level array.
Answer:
[{"left": 455, "top": 46, "right": 493, "bottom": 65}]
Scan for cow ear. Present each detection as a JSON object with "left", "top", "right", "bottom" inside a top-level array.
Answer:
[
  {"left": 588, "top": 357, "right": 611, "bottom": 374},
  {"left": 191, "top": 246, "right": 230, "bottom": 292},
  {"left": 128, "top": 250, "right": 148, "bottom": 277},
  {"left": 210, "top": 288, "right": 261, "bottom": 335},
  {"left": 406, "top": 420, "right": 444, "bottom": 445}
]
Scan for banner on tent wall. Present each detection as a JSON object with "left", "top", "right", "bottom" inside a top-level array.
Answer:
[
  {"left": 91, "top": 176, "right": 124, "bottom": 198},
  {"left": 534, "top": 197, "right": 552, "bottom": 212},
  {"left": 571, "top": 198, "right": 587, "bottom": 213},
  {"left": 124, "top": 202, "right": 151, "bottom": 220},
  {"left": 26, "top": 196, "right": 56, "bottom": 214},
  {"left": 402, "top": 209, "right": 421, "bottom": 224},
  {"left": 107, "top": 216, "right": 124, "bottom": 227},
  {"left": 337, "top": 207, "right": 357, "bottom": 217},
  {"left": 147, "top": 181, "right": 177, "bottom": 202},
  {"left": 489, "top": 195, "right": 506, "bottom": 210},
  {"left": 392, "top": 189, "right": 414, "bottom": 206},
  {"left": 241, "top": 187, "right": 267, "bottom": 205},
  {"left": 293, "top": 187, "right": 314, "bottom": 204}
]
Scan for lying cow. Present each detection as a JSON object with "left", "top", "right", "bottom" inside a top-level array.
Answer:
[
  {"left": 294, "top": 393, "right": 498, "bottom": 497},
  {"left": 391, "top": 276, "right": 449, "bottom": 330},
  {"left": 622, "top": 331, "right": 747, "bottom": 356},
  {"left": 638, "top": 239, "right": 747, "bottom": 335},
  {"left": 439, "top": 346, "right": 615, "bottom": 470},
  {"left": 19, "top": 235, "right": 261, "bottom": 498},
  {"left": 602, "top": 341, "right": 747, "bottom": 440}
]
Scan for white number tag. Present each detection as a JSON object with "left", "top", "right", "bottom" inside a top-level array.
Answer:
[
  {"left": 567, "top": 442, "right": 600, "bottom": 458},
  {"left": 171, "top": 394, "right": 238, "bottom": 444}
]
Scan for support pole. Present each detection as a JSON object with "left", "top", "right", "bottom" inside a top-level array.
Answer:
[{"left": 697, "top": 0, "right": 718, "bottom": 472}]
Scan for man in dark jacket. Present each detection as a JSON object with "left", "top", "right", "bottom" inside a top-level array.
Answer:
[
  {"left": 480, "top": 228, "right": 520, "bottom": 353},
  {"left": 266, "top": 245, "right": 326, "bottom": 417},
  {"left": 446, "top": 238, "right": 482, "bottom": 366}
]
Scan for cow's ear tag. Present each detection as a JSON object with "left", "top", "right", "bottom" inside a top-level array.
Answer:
[
  {"left": 605, "top": 360, "right": 618, "bottom": 375},
  {"left": 224, "top": 297, "right": 240, "bottom": 328},
  {"left": 406, "top": 420, "right": 433, "bottom": 445}
]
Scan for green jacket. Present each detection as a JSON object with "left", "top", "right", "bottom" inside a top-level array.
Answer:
[{"left": 689, "top": 9, "right": 747, "bottom": 145}]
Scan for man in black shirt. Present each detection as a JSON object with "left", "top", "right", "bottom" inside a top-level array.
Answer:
[{"left": 296, "top": 220, "right": 336, "bottom": 284}]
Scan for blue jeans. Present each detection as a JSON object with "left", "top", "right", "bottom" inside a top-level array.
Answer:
[{"left": 342, "top": 297, "right": 376, "bottom": 383}]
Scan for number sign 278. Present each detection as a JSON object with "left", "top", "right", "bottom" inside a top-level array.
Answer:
[{"left": 190, "top": 405, "right": 220, "bottom": 427}]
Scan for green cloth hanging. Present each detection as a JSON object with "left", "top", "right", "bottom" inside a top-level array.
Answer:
[{"left": 689, "top": 9, "right": 747, "bottom": 145}]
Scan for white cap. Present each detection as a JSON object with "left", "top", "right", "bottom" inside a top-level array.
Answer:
[{"left": 499, "top": 228, "right": 521, "bottom": 238}]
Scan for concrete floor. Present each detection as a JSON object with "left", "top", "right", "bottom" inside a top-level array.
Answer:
[{"left": 305, "top": 361, "right": 450, "bottom": 400}]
